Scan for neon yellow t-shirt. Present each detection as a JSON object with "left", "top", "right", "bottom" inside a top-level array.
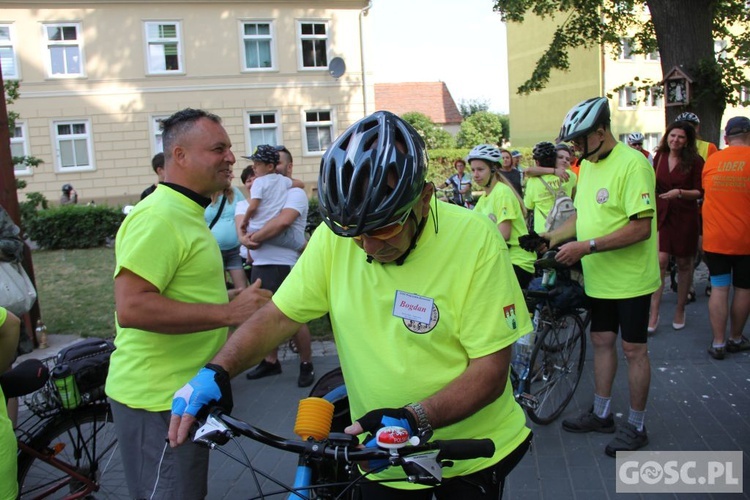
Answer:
[
  {"left": 106, "top": 185, "right": 229, "bottom": 411},
  {"left": 273, "top": 201, "right": 532, "bottom": 488},
  {"left": 474, "top": 182, "right": 536, "bottom": 274},
  {"left": 575, "top": 143, "right": 660, "bottom": 298},
  {"left": 0, "top": 307, "right": 17, "bottom": 500},
  {"left": 524, "top": 171, "right": 577, "bottom": 234}
]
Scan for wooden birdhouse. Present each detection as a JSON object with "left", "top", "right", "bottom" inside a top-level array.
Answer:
[{"left": 662, "top": 66, "right": 693, "bottom": 107}]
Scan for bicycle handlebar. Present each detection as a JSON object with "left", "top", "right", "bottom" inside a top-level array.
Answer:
[{"left": 195, "top": 410, "right": 495, "bottom": 463}]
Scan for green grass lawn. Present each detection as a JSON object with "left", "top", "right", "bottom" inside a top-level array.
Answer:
[
  {"left": 33, "top": 247, "right": 117, "bottom": 338},
  {"left": 31, "top": 247, "right": 332, "bottom": 340}
]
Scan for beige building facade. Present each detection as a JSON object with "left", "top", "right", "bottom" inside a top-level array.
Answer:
[
  {"left": 4, "top": 0, "right": 373, "bottom": 205},
  {"left": 507, "top": 11, "right": 748, "bottom": 151}
]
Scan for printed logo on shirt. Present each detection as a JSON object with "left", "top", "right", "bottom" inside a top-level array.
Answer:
[
  {"left": 503, "top": 304, "right": 517, "bottom": 330},
  {"left": 641, "top": 193, "right": 651, "bottom": 205},
  {"left": 596, "top": 188, "right": 610, "bottom": 204},
  {"left": 403, "top": 303, "right": 440, "bottom": 334}
]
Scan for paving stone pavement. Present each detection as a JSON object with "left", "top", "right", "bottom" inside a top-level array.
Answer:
[
  {"left": 205, "top": 277, "right": 749, "bottom": 500},
  {"left": 14, "top": 271, "right": 750, "bottom": 498}
]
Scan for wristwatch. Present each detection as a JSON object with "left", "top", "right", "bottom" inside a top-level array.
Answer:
[
  {"left": 589, "top": 239, "right": 597, "bottom": 253},
  {"left": 406, "top": 402, "right": 433, "bottom": 441}
]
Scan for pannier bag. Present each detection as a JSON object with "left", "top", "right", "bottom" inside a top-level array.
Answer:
[{"left": 55, "top": 338, "right": 116, "bottom": 402}]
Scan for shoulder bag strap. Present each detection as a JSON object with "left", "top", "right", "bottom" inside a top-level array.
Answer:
[{"left": 208, "top": 195, "right": 227, "bottom": 229}]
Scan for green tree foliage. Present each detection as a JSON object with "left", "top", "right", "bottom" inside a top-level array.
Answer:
[
  {"left": 401, "top": 112, "right": 455, "bottom": 149},
  {"left": 458, "top": 98, "right": 491, "bottom": 118},
  {"left": 493, "top": 0, "right": 750, "bottom": 143},
  {"left": 456, "top": 111, "right": 505, "bottom": 148}
]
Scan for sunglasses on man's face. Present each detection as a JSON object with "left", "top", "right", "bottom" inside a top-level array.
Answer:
[{"left": 353, "top": 210, "right": 412, "bottom": 241}]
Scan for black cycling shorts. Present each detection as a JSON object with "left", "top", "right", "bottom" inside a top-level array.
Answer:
[
  {"left": 588, "top": 293, "right": 651, "bottom": 344},
  {"left": 704, "top": 252, "right": 750, "bottom": 289}
]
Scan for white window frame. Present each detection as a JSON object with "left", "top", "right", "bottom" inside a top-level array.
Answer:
[
  {"left": 240, "top": 20, "right": 275, "bottom": 72},
  {"left": 52, "top": 119, "right": 95, "bottom": 172},
  {"left": 645, "top": 49, "right": 660, "bottom": 61},
  {"left": 43, "top": 22, "right": 85, "bottom": 78},
  {"left": 618, "top": 37, "right": 634, "bottom": 61},
  {"left": 618, "top": 86, "right": 637, "bottom": 109},
  {"left": 302, "top": 109, "right": 334, "bottom": 155},
  {"left": 244, "top": 111, "right": 281, "bottom": 153},
  {"left": 144, "top": 21, "right": 184, "bottom": 75},
  {"left": 297, "top": 20, "right": 329, "bottom": 70},
  {"left": 11, "top": 121, "right": 31, "bottom": 175},
  {"left": 150, "top": 115, "right": 169, "bottom": 155},
  {"left": 0, "top": 24, "right": 19, "bottom": 80},
  {"left": 644, "top": 133, "right": 661, "bottom": 153},
  {"left": 644, "top": 86, "right": 663, "bottom": 108}
]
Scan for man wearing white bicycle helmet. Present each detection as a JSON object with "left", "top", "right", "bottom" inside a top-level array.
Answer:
[
  {"left": 546, "top": 97, "right": 659, "bottom": 457},
  {"left": 626, "top": 132, "right": 653, "bottom": 166},
  {"left": 170, "top": 110, "right": 533, "bottom": 499}
]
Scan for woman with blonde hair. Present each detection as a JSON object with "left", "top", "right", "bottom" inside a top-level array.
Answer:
[{"left": 469, "top": 144, "right": 536, "bottom": 288}]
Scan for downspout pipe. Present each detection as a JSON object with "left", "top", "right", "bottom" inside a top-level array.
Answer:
[{"left": 359, "top": 1, "right": 373, "bottom": 116}]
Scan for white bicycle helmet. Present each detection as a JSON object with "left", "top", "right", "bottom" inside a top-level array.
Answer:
[
  {"left": 557, "top": 97, "right": 610, "bottom": 143},
  {"left": 467, "top": 144, "right": 502, "bottom": 164},
  {"left": 675, "top": 112, "right": 700, "bottom": 125},
  {"left": 627, "top": 132, "right": 644, "bottom": 145}
]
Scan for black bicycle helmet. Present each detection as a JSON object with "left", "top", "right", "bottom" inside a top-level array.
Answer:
[
  {"left": 675, "top": 112, "right": 700, "bottom": 125},
  {"left": 532, "top": 141, "right": 557, "bottom": 167},
  {"left": 62, "top": 184, "right": 73, "bottom": 193},
  {"left": 557, "top": 97, "right": 610, "bottom": 143},
  {"left": 318, "top": 110, "right": 427, "bottom": 238},
  {"left": 243, "top": 144, "right": 279, "bottom": 165}
]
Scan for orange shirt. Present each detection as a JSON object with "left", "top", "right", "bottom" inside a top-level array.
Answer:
[{"left": 702, "top": 145, "right": 750, "bottom": 254}]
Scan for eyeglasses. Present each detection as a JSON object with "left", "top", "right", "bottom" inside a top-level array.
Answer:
[{"left": 353, "top": 210, "right": 412, "bottom": 241}]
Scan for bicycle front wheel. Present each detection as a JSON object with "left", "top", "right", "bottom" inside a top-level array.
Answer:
[
  {"left": 17, "top": 403, "right": 126, "bottom": 499},
  {"left": 525, "top": 314, "right": 586, "bottom": 425}
]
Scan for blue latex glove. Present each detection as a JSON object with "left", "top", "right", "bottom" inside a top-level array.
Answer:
[{"left": 172, "top": 364, "right": 233, "bottom": 419}]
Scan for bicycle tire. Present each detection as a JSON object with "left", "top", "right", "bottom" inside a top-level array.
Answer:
[
  {"left": 525, "top": 314, "right": 586, "bottom": 425},
  {"left": 17, "top": 403, "right": 127, "bottom": 499}
]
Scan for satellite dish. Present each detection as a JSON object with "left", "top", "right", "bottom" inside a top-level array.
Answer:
[{"left": 329, "top": 57, "right": 346, "bottom": 79}]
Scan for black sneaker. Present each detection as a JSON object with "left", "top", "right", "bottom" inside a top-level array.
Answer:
[
  {"left": 245, "top": 360, "right": 282, "bottom": 380},
  {"left": 605, "top": 422, "right": 648, "bottom": 457},
  {"left": 708, "top": 345, "right": 726, "bottom": 360},
  {"left": 726, "top": 335, "right": 750, "bottom": 353},
  {"left": 562, "top": 408, "right": 615, "bottom": 434},
  {"left": 298, "top": 362, "right": 315, "bottom": 388}
]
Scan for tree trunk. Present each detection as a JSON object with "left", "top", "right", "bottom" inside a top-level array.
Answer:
[{"left": 647, "top": 0, "right": 723, "bottom": 145}]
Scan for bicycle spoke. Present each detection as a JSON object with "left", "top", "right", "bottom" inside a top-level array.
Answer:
[{"left": 526, "top": 314, "right": 586, "bottom": 425}]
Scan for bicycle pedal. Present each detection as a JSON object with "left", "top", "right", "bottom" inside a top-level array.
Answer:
[{"left": 517, "top": 393, "right": 539, "bottom": 410}]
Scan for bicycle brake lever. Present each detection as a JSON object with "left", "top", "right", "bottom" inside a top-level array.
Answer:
[
  {"left": 194, "top": 413, "right": 232, "bottom": 448},
  {"left": 402, "top": 451, "right": 442, "bottom": 485}
]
